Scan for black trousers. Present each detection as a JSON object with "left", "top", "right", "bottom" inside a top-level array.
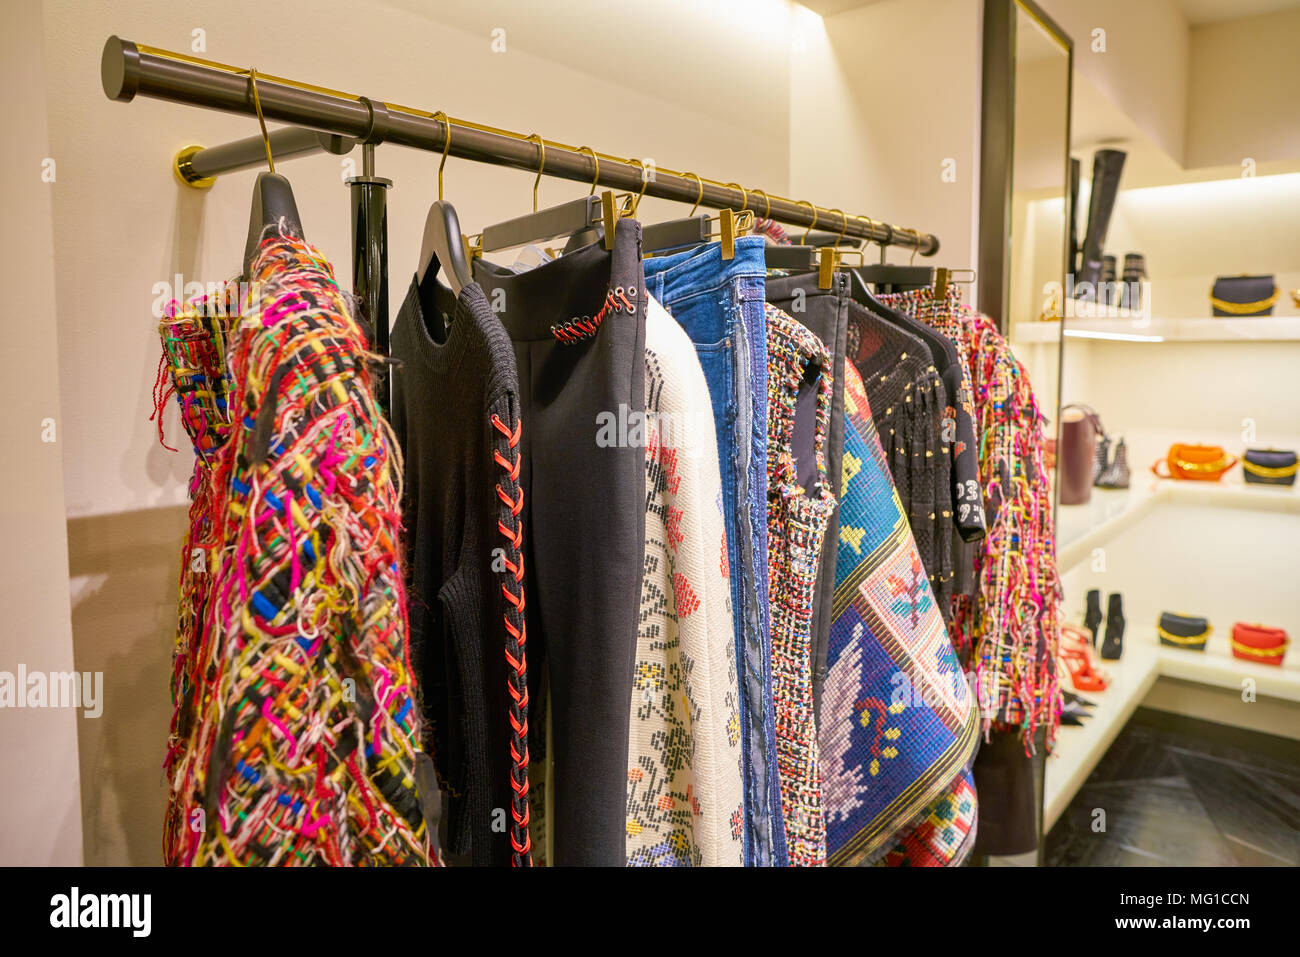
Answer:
[
  {"left": 473, "top": 223, "right": 646, "bottom": 865},
  {"left": 972, "top": 729, "right": 1043, "bottom": 857},
  {"left": 764, "top": 273, "right": 849, "bottom": 719}
]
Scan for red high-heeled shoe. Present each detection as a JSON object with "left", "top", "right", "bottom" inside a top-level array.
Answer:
[
  {"left": 1061, "top": 650, "right": 1106, "bottom": 692},
  {"left": 1060, "top": 625, "right": 1108, "bottom": 692}
]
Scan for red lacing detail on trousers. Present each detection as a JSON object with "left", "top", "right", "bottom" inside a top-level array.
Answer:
[
  {"left": 491, "top": 411, "right": 532, "bottom": 866},
  {"left": 549, "top": 287, "right": 634, "bottom": 343}
]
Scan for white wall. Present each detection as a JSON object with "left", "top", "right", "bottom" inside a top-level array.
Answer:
[
  {"left": 1186, "top": 8, "right": 1300, "bottom": 169},
  {"left": 0, "top": 0, "right": 84, "bottom": 866},
  {"left": 1039, "top": 0, "right": 1190, "bottom": 167},
  {"left": 788, "top": 0, "right": 984, "bottom": 273}
]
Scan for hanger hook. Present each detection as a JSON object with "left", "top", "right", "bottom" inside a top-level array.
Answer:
[
  {"left": 432, "top": 111, "right": 452, "bottom": 201},
  {"left": 909, "top": 228, "right": 923, "bottom": 264},
  {"left": 724, "top": 182, "right": 748, "bottom": 214},
  {"left": 752, "top": 189, "right": 772, "bottom": 219},
  {"left": 796, "top": 200, "right": 818, "bottom": 243},
  {"left": 526, "top": 133, "right": 545, "bottom": 213},
  {"left": 629, "top": 158, "right": 649, "bottom": 215},
  {"left": 684, "top": 172, "right": 704, "bottom": 216},
  {"left": 577, "top": 146, "right": 599, "bottom": 196},
  {"left": 855, "top": 215, "right": 875, "bottom": 252},
  {"left": 245, "top": 68, "right": 274, "bottom": 174},
  {"left": 829, "top": 208, "right": 847, "bottom": 246}
]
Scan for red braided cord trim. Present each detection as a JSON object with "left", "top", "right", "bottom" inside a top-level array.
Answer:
[
  {"left": 549, "top": 288, "right": 630, "bottom": 343},
  {"left": 491, "top": 412, "right": 532, "bottom": 865}
]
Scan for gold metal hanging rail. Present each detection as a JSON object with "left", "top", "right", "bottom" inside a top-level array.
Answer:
[{"left": 101, "top": 36, "right": 940, "bottom": 256}]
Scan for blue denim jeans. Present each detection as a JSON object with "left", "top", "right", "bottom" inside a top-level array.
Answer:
[{"left": 643, "top": 236, "right": 785, "bottom": 866}]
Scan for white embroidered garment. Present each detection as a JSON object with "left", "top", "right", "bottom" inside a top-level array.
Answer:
[{"left": 624, "top": 294, "right": 744, "bottom": 866}]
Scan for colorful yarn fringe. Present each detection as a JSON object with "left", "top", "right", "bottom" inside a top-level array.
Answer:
[
  {"left": 157, "top": 233, "right": 434, "bottom": 865},
  {"left": 881, "top": 288, "right": 1061, "bottom": 750}
]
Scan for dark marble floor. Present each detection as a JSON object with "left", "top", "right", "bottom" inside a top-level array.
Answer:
[{"left": 1045, "top": 708, "right": 1300, "bottom": 866}]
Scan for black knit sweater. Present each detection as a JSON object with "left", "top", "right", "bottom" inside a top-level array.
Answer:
[{"left": 391, "top": 271, "right": 530, "bottom": 866}]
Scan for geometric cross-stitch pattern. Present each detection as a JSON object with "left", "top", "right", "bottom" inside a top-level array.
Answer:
[
  {"left": 626, "top": 297, "right": 743, "bottom": 866},
  {"left": 819, "top": 359, "right": 978, "bottom": 867}
]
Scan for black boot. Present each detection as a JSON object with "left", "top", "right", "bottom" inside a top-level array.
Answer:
[
  {"left": 1074, "top": 149, "right": 1128, "bottom": 296},
  {"left": 1097, "top": 437, "right": 1131, "bottom": 489},
  {"left": 1084, "top": 588, "right": 1103, "bottom": 647},
  {"left": 1121, "top": 253, "right": 1146, "bottom": 312},
  {"left": 1069, "top": 157, "right": 1081, "bottom": 277},
  {"left": 1099, "top": 255, "right": 1118, "bottom": 306},
  {"left": 1101, "top": 593, "right": 1124, "bottom": 660}
]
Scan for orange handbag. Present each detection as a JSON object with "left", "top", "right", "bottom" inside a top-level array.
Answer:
[{"left": 1150, "top": 443, "right": 1237, "bottom": 481}]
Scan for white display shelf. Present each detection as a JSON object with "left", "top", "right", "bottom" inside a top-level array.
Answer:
[
  {"left": 1156, "top": 628, "right": 1300, "bottom": 703},
  {"left": 1044, "top": 637, "right": 1160, "bottom": 831},
  {"left": 1013, "top": 316, "right": 1300, "bottom": 344},
  {"left": 1057, "top": 479, "right": 1300, "bottom": 573},
  {"left": 1044, "top": 627, "right": 1300, "bottom": 831}
]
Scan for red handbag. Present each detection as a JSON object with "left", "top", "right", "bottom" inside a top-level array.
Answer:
[{"left": 1231, "top": 622, "right": 1289, "bottom": 666}]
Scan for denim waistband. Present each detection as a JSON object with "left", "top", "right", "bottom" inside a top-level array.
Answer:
[{"left": 642, "top": 236, "right": 767, "bottom": 299}]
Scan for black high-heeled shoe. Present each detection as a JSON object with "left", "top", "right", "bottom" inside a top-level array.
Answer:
[
  {"left": 1062, "top": 690, "right": 1097, "bottom": 709},
  {"left": 1101, "top": 593, "right": 1124, "bottom": 660},
  {"left": 1084, "top": 588, "right": 1103, "bottom": 647},
  {"left": 1060, "top": 700, "right": 1092, "bottom": 726}
]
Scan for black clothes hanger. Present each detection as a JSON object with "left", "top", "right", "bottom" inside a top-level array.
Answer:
[
  {"left": 416, "top": 112, "right": 474, "bottom": 296},
  {"left": 240, "top": 71, "right": 304, "bottom": 278},
  {"left": 482, "top": 195, "right": 606, "bottom": 253},
  {"left": 417, "top": 202, "right": 473, "bottom": 295},
  {"left": 846, "top": 223, "right": 935, "bottom": 293},
  {"left": 479, "top": 140, "right": 625, "bottom": 259},
  {"left": 635, "top": 171, "right": 709, "bottom": 255},
  {"left": 636, "top": 176, "right": 752, "bottom": 258},
  {"left": 853, "top": 263, "right": 934, "bottom": 294},
  {"left": 641, "top": 215, "right": 712, "bottom": 254},
  {"left": 763, "top": 205, "right": 853, "bottom": 286},
  {"left": 243, "top": 171, "right": 303, "bottom": 276}
]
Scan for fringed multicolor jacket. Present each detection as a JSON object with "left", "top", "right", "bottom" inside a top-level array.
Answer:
[
  {"left": 880, "top": 288, "right": 1062, "bottom": 749},
  {"left": 156, "top": 233, "right": 433, "bottom": 866}
]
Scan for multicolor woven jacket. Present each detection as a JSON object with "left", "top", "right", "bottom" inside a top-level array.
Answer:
[
  {"left": 764, "top": 303, "right": 837, "bottom": 867},
  {"left": 156, "top": 233, "right": 433, "bottom": 866},
  {"left": 818, "top": 359, "right": 979, "bottom": 867},
  {"left": 879, "top": 288, "right": 1061, "bottom": 749},
  {"left": 625, "top": 296, "right": 743, "bottom": 866}
]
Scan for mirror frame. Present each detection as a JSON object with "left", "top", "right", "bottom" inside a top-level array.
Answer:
[
  {"left": 975, "top": 0, "right": 1074, "bottom": 867},
  {"left": 978, "top": 0, "right": 1074, "bottom": 335}
]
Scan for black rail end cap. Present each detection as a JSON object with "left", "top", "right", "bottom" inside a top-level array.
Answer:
[{"left": 101, "top": 35, "right": 140, "bottom": 102}]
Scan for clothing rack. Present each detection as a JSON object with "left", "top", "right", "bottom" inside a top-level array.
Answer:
[
  {"left": 101, "top": 36, "right": 940, "bottom": 255},
  {"left": 105, "top": 34, "right": 943, "bottom": 415}
]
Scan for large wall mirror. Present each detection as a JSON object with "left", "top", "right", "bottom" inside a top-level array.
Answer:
[{"left": 977, "top": 0, "right": 1073, "bottom": 865}]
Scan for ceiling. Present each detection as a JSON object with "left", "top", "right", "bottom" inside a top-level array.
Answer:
[
  {"left": 1177, "top": 0, "right": 1300, "bottom": 24},
  {"left": 795, "top": 0, "right": 884, "bottom": 16},
  {"left": 799, "top": 0, "right": 1300, "bottom": 25}
]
